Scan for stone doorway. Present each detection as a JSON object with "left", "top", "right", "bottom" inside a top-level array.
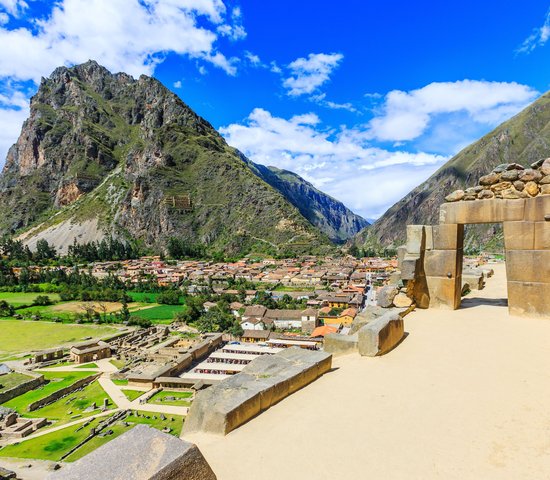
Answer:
[{"left": 402, "top": 196, "right": 550, "bottom": 318}]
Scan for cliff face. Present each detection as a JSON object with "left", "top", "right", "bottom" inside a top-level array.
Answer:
[
  {"left": 0, "top": 61, "right": 366, "bottom": 255},
  {"left": 249, "top": 164, "right": 369, "bottom": 243},
  {"left": 356, "top": 91, "right": 550, "bottom": 250}
]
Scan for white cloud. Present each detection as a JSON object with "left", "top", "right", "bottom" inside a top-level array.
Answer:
[
  {"left": 217, "top": 6, "right": 246, "bottom": 41},
  {"left": 0, "top": 0, "right": 27, "bottom": 16},
  {"left": 0, "top": 0, "right": 243, "bottom": 82},
  {"left": 220, "top": 108, "right": 447, "bottom": 219},
  {"left": 283, "top": 52, "right": 343, "bottom": 96},
  {"left": 311, "top": 93, "right": 358, "bottom": 113},
  {"left": 173, "top": 80, "right": 182, "bottom": 88},
  {"left": 516, "top": 8, "right": 550, "bottom": 54},
  {"left": 0, "top": 12, "right": 8, "bottom": 24},
  {"left": 367, "top": 80, "right": 538, "bottom": 142}
]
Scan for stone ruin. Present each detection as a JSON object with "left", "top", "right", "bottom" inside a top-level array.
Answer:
[
  {"left": 399, "top": 159, "right": 550, "bottom": 318},
  {"left": 445, "top": 158, "right": 550, "bottom": 202}
]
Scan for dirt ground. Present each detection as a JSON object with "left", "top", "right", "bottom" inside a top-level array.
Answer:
[{"left": 186, "top": 263, "right": 550, "bottom": 480}]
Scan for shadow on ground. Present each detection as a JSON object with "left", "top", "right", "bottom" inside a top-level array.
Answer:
[{"left": 460, "top": 297, "right": 508, "bottom": 309}]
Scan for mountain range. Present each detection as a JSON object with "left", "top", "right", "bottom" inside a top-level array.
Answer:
[
  {"left": 0, "top": 61, "right": 368, "bottom": 256},
  {"left": 355, "top": 91, "right": 550, "bottom": 251}
]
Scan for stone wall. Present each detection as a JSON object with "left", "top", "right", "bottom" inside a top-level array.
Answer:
[
  {"left": 0, "top": 371, "right": 45, "bottom": 405},
  {"left": 183, "top": 348, "right": 332, "bottom": 436},
  {"left": 28, "top": 374, "right": 100, "bottom": 412},
  {"left": 444, "top": 160, "right": 550, "bottom": 203}
]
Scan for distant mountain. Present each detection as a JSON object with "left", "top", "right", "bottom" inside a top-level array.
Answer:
[
  {"left": 0, "top": 61, "right": 366, "bottom": 255},
  {"left": 248, "top": 164, "right": 369, "bottom": 243},
  {"left": 355, "top": 91, "right": 550, "bottom": 251}
]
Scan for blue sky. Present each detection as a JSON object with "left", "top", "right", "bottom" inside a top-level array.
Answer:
[{"left": 0, "top": 0, "right": 549, "bottom": 220}]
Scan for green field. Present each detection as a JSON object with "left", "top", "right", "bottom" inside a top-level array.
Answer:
[
  {"left": 3, "top": 371, "right": 92, "bottom": 412},
  {"left": 130, "top": 304, "right": 186, "bottom": 323},
  {"left": 111, "top": 378, "right": 128, "bottom": 386},
  {"left": 121, "top": 389, "right": 146, "bottom": 402},
  {"left": 148, "top": 390, "right": 193, "bottom": 407},
  {"left": 0, "top": 411, "right": 185, "bottom": 462},
  {"left": 0, "top": 372, "right": 33, "bottom": 393},
  {"left": 110, "top": 359, "right": 125, "bottom": 369},
  {"left": 24, "top": 380, "right": 114, "bottom": 425},
  {"left": 0, "top": 319, "right": 119, "bottom": 355},
  {"left": 75, "top": 363, "right": 98, "bottom": 369},
  {"left": 0, "top": 292, "right": 61, "bottom": 307}
]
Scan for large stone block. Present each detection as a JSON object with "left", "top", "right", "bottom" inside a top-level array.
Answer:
[
  {"left": 534, "top": 222, "right": 550, "bottom": 249},
  {"left": 424, "top": 250, "right": 461, "bottom": 278},
  {"left": 503, "top": 221, "right": 535, "bottom": 250},
  {"left": 432, "top": 224, "right": 464, "bottom": 250},
  {"left": 47, "top": 425, "right": 217, "bottom": 480},
  {"left": 400, "top": 255, "right": 420, "bottom": 281},
  {"left": 524, "top": 195, "right": 550, "bottom": 221},
  {"left": 426, "top": 276, "right": 461, "bottom": 309},
  {"left": 406, "top": 225, "right": 425, "bottom": 255},
  {"left": 324, "top": 333, "right": 358, "bottom": 354},
  {"left": 440, "top": 199, "right": 525, "bottom": 224},
  {"left": 507, "top": 281, "right": 550, "bottom": 318},
  {"left": 506, "top": 250, "right": 550, "bottom": 283},
  {"left": 183, "top": 348, "right": 332, "bottom": 435},
  {"left": 424, "top": 225, "right": 434, "bottom": 251},
  {"left": 357, "top": 312, "right": 404, "bottom": 356}
]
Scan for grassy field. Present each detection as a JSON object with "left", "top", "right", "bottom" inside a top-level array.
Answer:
[
  {"left": 75, "top": 363, "right": 98, "bottom": 369},
  {"left": 0, "top": 292, "right": 61, "bottom": 307},
  {"left": 0, "top": 319, "right": 119, "bottom": 355},
  {"left": 111, "top": 379, "right": 128, "bottom": 386},
  {"left": 0, "top": 372, "right": 33, "bottom": 393},
  {"left": 130, "top": 304, "right": 186, "bottom": 323},
  {"left": 148, "top": 390, "right": 193, "bottom": 407},
  {"left": 24, "top": 381, "right": 114, "bottom": 425},
  {"left": 110, "top": 359, "right": 125, "bottom": 369},
  {"left": 121, "top": 389, "right": 146, "bottom": 402},
  {"left": 0, "top": 411, "right": 185, "bottom": 462},
  {"left": 3, "top": 371, "right": 92, "bottom": 412}
]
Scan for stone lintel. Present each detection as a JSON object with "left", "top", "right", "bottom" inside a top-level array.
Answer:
[
  {"left": 524, "top": 195, "right": 550, "bottom": 222},
  {"left": 440, "top": 199, "right": 525, "bottom": 224}
]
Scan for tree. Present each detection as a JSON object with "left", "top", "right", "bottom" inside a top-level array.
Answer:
[
  {"left": 32, "top": 295, "right": 53, "bottom": 306},
  {"left": 120, "top": 297, "right": 131, "bottom": 323},
  {"left": 0, "top": 300, "right": 14, "bottom": 317},
  {"left": 195, "top": 307, "right": 235, "bottom": 333},
  {"left": 157, "top": 290, "right": 181, "bottom": 305}
]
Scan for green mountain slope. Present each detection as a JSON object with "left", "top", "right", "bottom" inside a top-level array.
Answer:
[
  {"left": 0, "top": 61, "right": 366, "bottom": 256},
  {"left": 356, "top": 91, "right": 550, "bottom": 250}
]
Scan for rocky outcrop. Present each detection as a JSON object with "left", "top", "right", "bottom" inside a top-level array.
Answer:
[
  {"left": 356, "top": 91, "right": 550, "bottom": 250},
  {"left": 0, "top": 61, "right": 364, "bottom": 255},
  {"left": 47, "top": 424, "right": 217, "bottom": 480},
  {"left": 183, "top": 348, "right": 332, "bottom": 435}
]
